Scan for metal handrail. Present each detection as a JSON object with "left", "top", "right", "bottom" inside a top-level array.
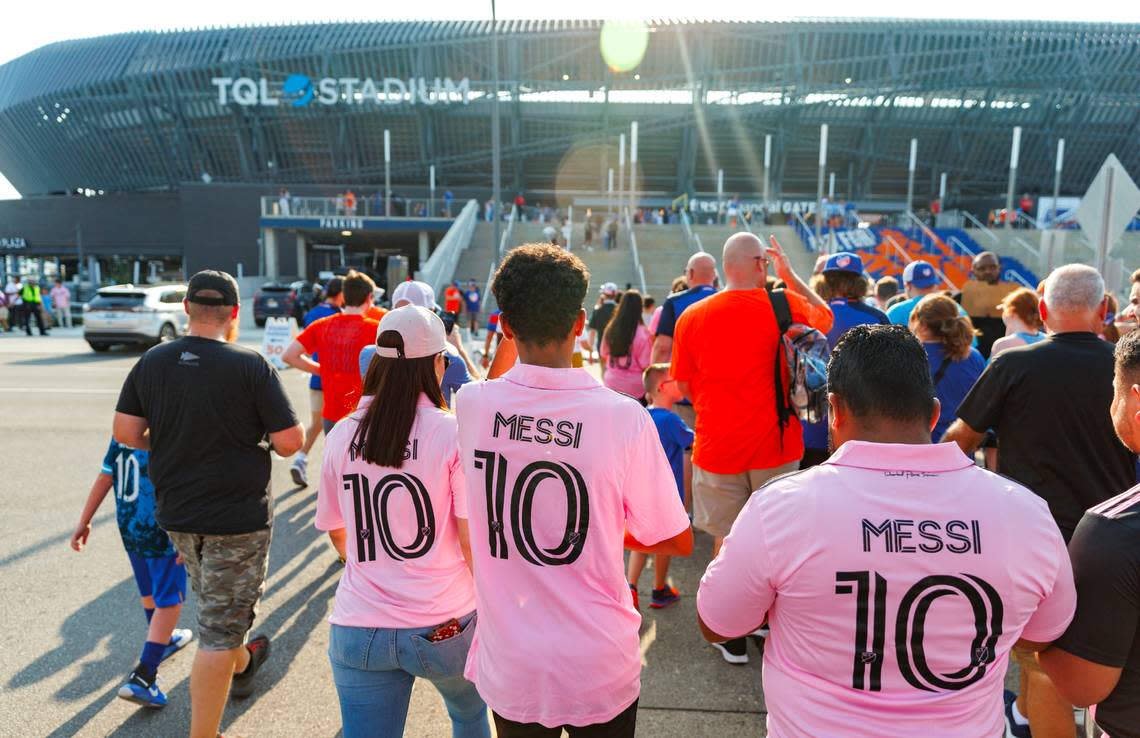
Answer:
[
  {"left": 947, "top": 235, "right": 979, "bottom": 258},
  {"left": 792, "top": 211, "right": 817, "bottom": 252},
  {"left": 1005, "top": 270, "right": 1034, "bottom": 288},
  {"left": 624, "top": 208, "right": 648, "bottom": 295},
  {"left": 415, "top": 199, "right": 479, "bottom": 296},
  {"left": 680, "top": 211, "right": 701, "bottom": 254},
  {"left": 961, "top": 211, "right": 1001, "bottom": 244},
  {"left": 881, "top": 232, "right": 956, "bottom": 291},
  {"left": 497, "top": 204, "right": 518, "bottom": 260}
]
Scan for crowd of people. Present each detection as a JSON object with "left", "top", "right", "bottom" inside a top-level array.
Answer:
[
  {"left": 1, "top": 275, "right": 72, "bottom": 335},
  {"left": 70, "top": 234, "right": 1140, "bottom": 738}
]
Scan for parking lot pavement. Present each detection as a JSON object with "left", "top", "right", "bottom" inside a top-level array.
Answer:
[{"left": 0, "top": 334, "right": 769, "bottom": 737}]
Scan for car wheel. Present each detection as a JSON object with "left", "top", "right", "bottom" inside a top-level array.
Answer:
[
  {"left": 157, "top": 323, "right": 177, "bottom": 344},
  {"left": 88, "top": 342, "right": 110, "bottom": 352}
]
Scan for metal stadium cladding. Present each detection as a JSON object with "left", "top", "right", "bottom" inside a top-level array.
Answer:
[{"left": 0, "top": 19, "right": 1138, "bottom": 201}]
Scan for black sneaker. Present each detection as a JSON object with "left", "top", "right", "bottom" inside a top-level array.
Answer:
[
  {"left": 712, "top": 637, "right": 748, "bottom": 665},
  {"left": 229, "top": 634, "right": 270, "bottom": 698}
]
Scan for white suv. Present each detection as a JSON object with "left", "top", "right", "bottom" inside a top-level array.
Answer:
[{"left": 83, "top": 284, "right": 189, "bottom": 352}]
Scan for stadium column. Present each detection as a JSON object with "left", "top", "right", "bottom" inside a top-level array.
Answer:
[
  {"left": 418, "top": 231, "right": 430, "bottom": 266},
  {"left": 262, "top": 228, "right": 279, "bottom": 280},
  {"left": 296, "top": 234, "right": 307, "bottom": 280}
]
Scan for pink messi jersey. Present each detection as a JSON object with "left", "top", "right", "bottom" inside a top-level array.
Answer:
[
  {"left": 316, "top": 395, "right": 476, "bottom": 629},
  {"left": 697, "top": 441, "right": 1076, "bottom": 738},
  {"left": 455, "top": 364, "right": 691, "bottom": 727}
]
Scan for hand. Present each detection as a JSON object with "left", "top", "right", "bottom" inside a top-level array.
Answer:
[
  {"left": 480, "top": 354, "right": 490, "bottom": 369},
  {"left": 768, "top": 235, "right": 791, "bottom": 277},
  {"left": 70, "top": 523, "right": 91, "bottom": 552},
  {"left": 175, "top": 551, "right": 184, "bottom": 565}
]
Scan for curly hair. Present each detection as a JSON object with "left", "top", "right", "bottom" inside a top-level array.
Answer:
[
  {"left": 1117, "top": 327, "right": 1140, "bottom": 385},
  {"left": 492, "top": 244, "right": 590, "bottom": 345}
]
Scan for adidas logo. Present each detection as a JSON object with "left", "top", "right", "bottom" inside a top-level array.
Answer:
[{"left": 178, "top": 351, "right": 200, "bottom": 366}]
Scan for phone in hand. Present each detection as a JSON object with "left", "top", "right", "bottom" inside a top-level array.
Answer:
[{"left": 441, "top": 311, "right": 459, "bottom": 336}]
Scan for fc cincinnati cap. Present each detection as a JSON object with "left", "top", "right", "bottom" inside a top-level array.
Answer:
[
  {"left": 822, "top": 252, "right": 865, "bottom": 275},
  {"left": 186, "top": 270, "right": 239, "bottom": 306},
  {"left": 390, "top": 280, "right": 437, "bottom": 309},
  {"left": 903, "top": 260, "right": 939, "bottom": 289},
  {"left": 376, "top": 305, "right": 447, "bottom": 359}
]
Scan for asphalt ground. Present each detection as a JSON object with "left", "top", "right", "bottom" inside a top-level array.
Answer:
[{"left": 0, "top": 329, "right": 771, "bottom": 738}]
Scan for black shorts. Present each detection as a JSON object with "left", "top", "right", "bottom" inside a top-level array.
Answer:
[{"left": 493, "top": 699, "right": 638, "bottom": 738}]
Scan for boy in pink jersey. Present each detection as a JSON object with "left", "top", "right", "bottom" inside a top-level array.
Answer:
[
  {"left": 455, "top": 244, "right": 693, "bottom": 736},
  {"left": 698, "top": 324, "right": 1076, "bottom": 738}
]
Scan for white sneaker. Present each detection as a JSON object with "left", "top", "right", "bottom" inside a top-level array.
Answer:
[
  {"left": 290, "top": 456, "right": 308, "bottom": 487},
  {"left": 712, "top": 639, "right": 749, "bottom": 665}
]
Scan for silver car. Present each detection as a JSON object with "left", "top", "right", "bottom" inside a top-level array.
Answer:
[{"left": 83, "top": 284, "right": 189, "bottom": 352}]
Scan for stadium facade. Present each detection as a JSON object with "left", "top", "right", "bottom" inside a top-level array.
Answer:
[{"left": 0, "top": 18, "right": 1137, "bottom": 281}]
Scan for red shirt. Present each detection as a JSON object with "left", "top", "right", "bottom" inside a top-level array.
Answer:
[
  {"left": 444, "top": 286, "right": 462, "bottom": 314},
  {"left": 297, "top": 313, "right": 379, "bottom": 421},
  {"left": 672, "top": 288, "right": 833, "bottom": 473}
]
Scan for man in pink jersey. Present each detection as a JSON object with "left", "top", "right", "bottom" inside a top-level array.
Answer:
[
  {"left": 697, "top": 324, "right": 1076, "bottom": 738},
  {"left": 455, "top": 244, "right": 693, "bottom": 736}
]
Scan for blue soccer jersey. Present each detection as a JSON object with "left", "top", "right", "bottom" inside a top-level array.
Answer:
[{"left": 101, "top": 440, "right": 175, "bottom": 558}]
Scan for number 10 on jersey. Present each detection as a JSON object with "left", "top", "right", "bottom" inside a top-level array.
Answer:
[
  {"left": 473, "top": 450, "right": 590, "bottom": 566},
  {"left": 835, "top": 571, "right": 1003, "bottom": 693}
]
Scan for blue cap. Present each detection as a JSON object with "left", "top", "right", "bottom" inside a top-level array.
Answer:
[
  {"left": 903, "top": 260, "right": 939, "bottom": 288},
  {"left": 822, "top": 252, "right": 865, "bottom": 275}
]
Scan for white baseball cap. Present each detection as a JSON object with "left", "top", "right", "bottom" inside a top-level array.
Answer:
[
  {"left": 390, "top": 280, "right": 436, "bottom": 309},
  {"left": 601, "top": 282, "right": 619, "bottom": 296},
  {"left": 375, "top": 306, "right": 448, "bottom": 360}
]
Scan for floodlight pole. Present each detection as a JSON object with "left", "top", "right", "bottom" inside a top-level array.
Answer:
[
  {"left": 618, "top": 133, "right": 625, "bottom": 217},
  {"left": 816, "top": 124, "right": 827, "bottom": 252},
  {"left": 429, "top": 164, "right": 436, "bottom": 217},
  {"left": 491, "top": 0, "right": 502, "bottom": 259},
  {"left": 1051, "top": 138, "right": 1065, "bottom": 229},
  {"left": 608, "top": 168, "right": 614, "bottom": 215},
  {"left": 717, "top": 169, "right": 724, "bottom": 223},
  {"left": 1005, "top": 126, "right": 1021, "bottom": 230},
  {"left": 828, "top": 172, "right": 835, "bottom": 200},
  {"left": 763, "top": 133, "right": 772, "bottom": 215},
  {"left": 906, "top": 138, "right": 917, "bottom": 218},
  {"left": 384, "top": 129, "right": 392, "bottom": 217},
  {"left": 629, "top": 122, "right": 639, "bottom": 216}
]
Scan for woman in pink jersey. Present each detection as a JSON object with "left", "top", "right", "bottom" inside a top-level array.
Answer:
[
  {"left": 600, "top": 290, "right": 653, "bottom": 401},
  {"left": 316, "top": 306, "right": 489, "bottom": 738}
]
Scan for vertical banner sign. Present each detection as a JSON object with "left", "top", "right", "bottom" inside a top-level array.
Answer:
[{"left": 261, "top": 317, "right": 296, "bottom": 369}]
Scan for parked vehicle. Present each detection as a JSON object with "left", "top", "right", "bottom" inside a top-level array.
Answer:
[
  {"left": 83, "top": 284, "right": 188, "bottom": 352},
  {"left": 254, "top": 281, "right": 317, "bottom": 327}
]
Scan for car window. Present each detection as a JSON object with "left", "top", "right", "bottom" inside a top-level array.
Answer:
[
  {"left": 159, "top": 290, "right": 186, "bottom": 304},
  {"left": 88, "top": 293, "right": 146, "bottom": 310}
]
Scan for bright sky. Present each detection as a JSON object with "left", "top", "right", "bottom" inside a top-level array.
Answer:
[{"left": 1, "top": 0, "right": 1136, "bottom": 200}]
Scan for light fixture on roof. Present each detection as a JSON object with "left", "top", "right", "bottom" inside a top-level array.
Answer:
[
  {"left": 341, "top": 230, "right": 353, "bottom": 237},
  {"left": 562, "top": 74, "right": 570, "bottom": 81},
  {"left": 844, "top": 77, "right": 852, "bottom": 84},
  {"left": 634, "top": 74, "right": 641, "bottom": 80}
]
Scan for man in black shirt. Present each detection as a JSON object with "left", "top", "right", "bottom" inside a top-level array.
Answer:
[
  {"left": 586, "top": 282, "right": 619, "bottom": 364},
  {"left": 944, "top": 264, "right": 1137, "bottom": 738},
  {"left": 114, "top": 270, "right": 303, "bottom": 738},
  {"left": 1040, "top": 329, "right": 1140, "bottom": 738}
]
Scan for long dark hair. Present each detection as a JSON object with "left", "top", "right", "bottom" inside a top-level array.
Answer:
[
  {"left": 603, "top": 290, "right": 644, "bottom": 358},
  {"left": 352, "top": 330, "right": 445, "bottom": 468}
]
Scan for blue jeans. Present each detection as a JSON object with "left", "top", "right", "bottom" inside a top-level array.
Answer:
[{"left": 328, "top": 612, "right": 489, "bottom": 738}]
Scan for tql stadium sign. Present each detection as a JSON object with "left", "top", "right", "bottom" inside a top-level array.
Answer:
[{"left": 210, "top": 75, "right": 472, "bottom": 107}]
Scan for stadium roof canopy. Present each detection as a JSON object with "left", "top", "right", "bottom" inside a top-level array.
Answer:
[{"left": 0, "top": 18, "right": 1137, "bottom": 203}]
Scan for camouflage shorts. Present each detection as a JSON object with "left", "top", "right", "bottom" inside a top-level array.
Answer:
[{"left": 168, "top": 529, "right": 272, "bottom": 651}]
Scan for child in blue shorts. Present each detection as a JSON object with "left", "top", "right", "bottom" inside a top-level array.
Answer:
[
  {"left": 71, "top": 438, "right": 194, "bottom": 708},
  {"left": 627, "top": 364, "right": 694, "bottom": 610}
]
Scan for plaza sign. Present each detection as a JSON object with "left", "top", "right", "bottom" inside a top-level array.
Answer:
[
  {"left": 211, "top": 75, "right": 471, "bottom": 107},
  {"left": 0, "top": 237, "right": 27, "bottom": 250}
]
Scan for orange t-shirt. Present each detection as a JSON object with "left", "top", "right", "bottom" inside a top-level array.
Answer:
[
  {"left": 297, "top": 313, "right": 380, "bottom": 422},
  {"left": 365, "top": 305, "right": 388, "bottom": 322},
  {"left": 671, "top": 288, "right": 833, "bottom": 474},
  {"left": 444, "top": 287, "right": 462, "bottom": 314}
]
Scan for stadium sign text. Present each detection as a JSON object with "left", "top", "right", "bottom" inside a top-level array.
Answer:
[
  {"left": 210, "top": 75, "right": 471, "bottom": 107},
  {"left": 0, "top": 237, "right": 27, "bottom": 250}
]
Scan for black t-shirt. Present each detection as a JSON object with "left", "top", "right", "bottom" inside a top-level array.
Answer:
[
  {"left": 955, "top": 332, "right": 1136, "bottom": 540},
  {"left": 971, "top": 316, "right": 1005, "bottom": 359},
  {"left": 116, "top": 337, "right": 299, "bottom": 535},
  {"left": 588, "top": 301, "right": 616, "bottom": 348},
  {"left": 1055, "top": 486, "right": 1140, "bottom": 738}
]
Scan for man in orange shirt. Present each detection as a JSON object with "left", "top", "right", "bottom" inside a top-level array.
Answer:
[
  {"left": 672, "top": 232, "right": 831, "bottom": 664},
  {"left": 443, "top": 281, "right": 463, "bottom": 317},
  {"left": 283, "top": 271, "right": 380, "bottom": 433}
]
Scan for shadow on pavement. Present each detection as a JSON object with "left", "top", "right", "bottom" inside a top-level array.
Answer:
[
  {"left": 9, "top": 577, "right": 138, "bottom": 697},
  {"left": 9, "top": 350, "right": 142, "bottom": 366},
  {"left": 0, "top": 513, "right": 113, "bottom": 570}
]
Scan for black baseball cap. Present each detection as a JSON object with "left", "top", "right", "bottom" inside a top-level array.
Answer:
[{"left": 187, "top": 270, "right": 240, "bottom": 306}]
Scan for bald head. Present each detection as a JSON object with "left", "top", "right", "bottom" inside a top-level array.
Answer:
[
  {"left": 972, "top": 251, "right": 1001, "bottom": 284},
  {"left": 722, "top": 232, "right": 767, "bottom": 289},
  {"left": 686, "top": 252, "right": 718, "bottom": 288}
]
